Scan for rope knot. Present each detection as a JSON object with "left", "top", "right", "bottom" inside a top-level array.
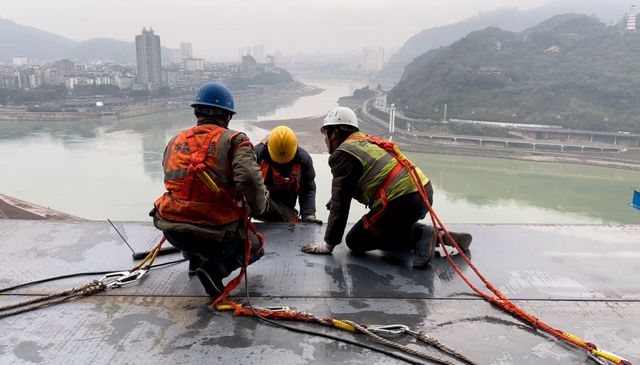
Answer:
[{"left": 188, "top": 163, "right": 206, "bottom": 173}]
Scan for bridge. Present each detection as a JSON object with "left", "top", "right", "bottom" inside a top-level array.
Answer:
[{"left": 361, "top": 97, "right": 632, "bottom": 154}]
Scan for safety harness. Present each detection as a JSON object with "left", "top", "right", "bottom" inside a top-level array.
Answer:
[
  {"left": 259, "top": 160, "right": 302, "bottom": 193},
  {"left": 155, "top": 125, "right": 246, "bottom": 226}
]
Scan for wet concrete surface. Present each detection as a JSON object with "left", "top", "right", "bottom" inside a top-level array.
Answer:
[{"left": 0, "top": 220, "right": 638, "bottom": 364}]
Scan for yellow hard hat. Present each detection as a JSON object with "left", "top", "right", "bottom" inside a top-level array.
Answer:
[{"left": 268, "top": 125, "right": 298, "bottom": 164}]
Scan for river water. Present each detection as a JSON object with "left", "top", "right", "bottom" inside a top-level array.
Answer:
[{"left": 0, "top": 76, "right": 638, "bottom": 224}]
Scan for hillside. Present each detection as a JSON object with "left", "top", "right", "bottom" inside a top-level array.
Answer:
[
  {"left": 0, "top": 17, "right": 76, "bottom": 62},
  {"left": 388, "top": 14, "right": 640, "bottom": 133},
  {"left": 380, "top": 0, "right": 634, "bottom": 81},
  {"left": 0, "top": 18, "right": 174, "bottom": 64}
]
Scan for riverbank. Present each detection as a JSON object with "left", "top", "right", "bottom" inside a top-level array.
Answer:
[
  {"left": 254, "top": 113, "right": 640, "bottom": 171},
  {"left": 253, "top": 115, "right": 327, "bottom": 152},
  {"left": 0, "top": 81, "right": 321, "bottom": 122}
]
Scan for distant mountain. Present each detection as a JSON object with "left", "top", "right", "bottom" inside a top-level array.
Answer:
[
  {"left": 0, "top": 17, "right": 175, "bottom": 64},
  {"left": 380, "top": 0, "right": 635, "bottom": 81},
  {"left": 0, "top": 17, "right": 76, "bottom": 62},
  {"left": 388, "top": 14, "right": 640, "bottom": 132}
]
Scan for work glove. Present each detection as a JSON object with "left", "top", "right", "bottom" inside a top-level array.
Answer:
[
  {"left": 301, "top": 242, "right": 335, "bottom": 255},
  {"left": 302, "top": 215, "right": 323, "bottom": 225}
]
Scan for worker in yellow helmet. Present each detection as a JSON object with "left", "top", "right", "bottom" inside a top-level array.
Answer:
[{"left": 255, "top": 125, "right": 321, "bottom": 224}]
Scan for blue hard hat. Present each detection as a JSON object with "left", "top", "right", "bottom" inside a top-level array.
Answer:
[{"left": 190, "top": 82, "right": 236, "bottom": 114}]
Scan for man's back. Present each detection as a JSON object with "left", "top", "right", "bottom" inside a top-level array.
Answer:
[{"left": 155, "top": 123, "right": 266, "bottom": 228}]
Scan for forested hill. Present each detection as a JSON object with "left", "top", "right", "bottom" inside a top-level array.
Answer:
[{"left": 388, "top": 14, "right": 640, "bottom": 133}]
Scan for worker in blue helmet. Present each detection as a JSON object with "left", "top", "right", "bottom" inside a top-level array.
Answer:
[{"left": 151, "top": 82, "right": 268, "bottom": 299}]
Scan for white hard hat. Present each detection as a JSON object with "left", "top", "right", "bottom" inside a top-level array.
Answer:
[{"left": 322, "top": 107, "right": 358, "bottom": 133}]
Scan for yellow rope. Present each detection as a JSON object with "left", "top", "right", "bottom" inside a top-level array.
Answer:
[{"left": 198, "top": 172, "right": 220, "bottom": 192}]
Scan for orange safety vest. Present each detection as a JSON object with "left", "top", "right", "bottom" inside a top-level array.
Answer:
[
  {"left": 154, "top": 124, "right": 247, "bottom": 226},
  {"left": 259, "top": 160, "right": 301, "bottom": 193}
]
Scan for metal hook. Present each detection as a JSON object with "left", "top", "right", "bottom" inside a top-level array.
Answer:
[
  {"left": 367, "top": 324, "right": 411, "bottom": 336},
  {"left": 254, "top": 306, "right": 291, "bottom": 312},
  {"left": 99, "top": 269, "right": 148, "bottom": 289}
]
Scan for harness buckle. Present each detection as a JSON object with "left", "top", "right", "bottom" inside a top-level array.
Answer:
[{"left": 99, "top": 269, "right": 149, "bottom": 289}]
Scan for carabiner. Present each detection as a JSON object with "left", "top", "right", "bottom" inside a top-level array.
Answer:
[{"left": 99, "top": 269, "right": 148, "bottom": 289}]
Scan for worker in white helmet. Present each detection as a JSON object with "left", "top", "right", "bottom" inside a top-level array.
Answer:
[{"left": 301, "top": 106, "right": 472, "bottom": 268}]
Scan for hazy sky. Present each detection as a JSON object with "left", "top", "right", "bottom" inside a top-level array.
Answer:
[{"left": 3, "top": 0, "right": 552, "bottom": 59}]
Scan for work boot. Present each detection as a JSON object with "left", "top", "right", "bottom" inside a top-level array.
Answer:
[
  {"left": 194, "top": 268, "right": 224, "bottom": 298},
  {"left": 411, "top": 224, "right": 436, "bottom": 268},
  {"left": 441, "top": 231, "right": 473, "bottom": 252}
]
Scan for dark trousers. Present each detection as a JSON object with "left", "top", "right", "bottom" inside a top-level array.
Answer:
[
  {"left": 346, "top": 182, "right": 434, "bottom": 253},
  {"left": 163, "top": 229, "right": 263, "bottom": 279}
]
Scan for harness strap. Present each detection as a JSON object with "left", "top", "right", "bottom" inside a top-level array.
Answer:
[
  {"left": 259, "top": 160, "right": 302, "bottom": 193},
  {"left": 362, "top": 163, "right": 404, "bottom": 235},
  {"left": 346, "top": 134, "right": 408, "bottom": 235},
  {"left": 290, "top": 164, "right": 302, "bottom": 192},
  {"left": 176, "top": 127, "right": 220, "bottom": 200}
]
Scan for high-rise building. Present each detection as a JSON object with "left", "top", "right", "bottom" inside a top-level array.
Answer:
[
  {"left": 169, "top": 49, "right": 181, "bottom": 65},
  {"left": 349, "top": 54, "right": 363, "bottom": 70},
  {"left": 12, "top": 57, "right": 28, "bottom": 66},
  {"left": 362, "top": 47, "right": 385, "bottom": 71},
  {"left": 627, "top": 5, "right": 637, "bottom": 32},
  {"left": 135, "top": 27, "right": 162, "bottom": 88},
  {"left": 241, "top": 55, "right": 257, "bottom": 75},
  {"left": 252, "top": 44, "right": 264, "bottom": 62},
  {"left": 265, "top": 55, "right": 276, "bottom": 70},
  {"left": 53, "top": 59, "right": 76, "bottom": 76},
  {"left": 182, "top": 58, "right": 204, "bottom": 71},
  {"left": 180, "top": 42, "right": 193, "bottom": 59}
]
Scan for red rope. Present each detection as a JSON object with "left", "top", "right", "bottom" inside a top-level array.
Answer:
[
  {"left": 208, "top": 134, "right": 611, "bottom": 359},
  {"left": 211, "top": 210, "right": 264, "bottom": 308},
  {"left": 393, "top": 149, "right": 596, "bottom": 352}
]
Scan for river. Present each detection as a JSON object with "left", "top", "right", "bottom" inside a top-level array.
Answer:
[{"left": 0, "top": 76, "right": 638, "bottom": 224}]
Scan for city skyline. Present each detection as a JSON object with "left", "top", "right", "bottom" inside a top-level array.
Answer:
[{"left": 1, "top": 0, "right": 554, "bottom": 60}]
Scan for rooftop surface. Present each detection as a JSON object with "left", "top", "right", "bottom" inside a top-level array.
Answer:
[{"left": 0, "top": 220, "right": 638, "bottom": 364}]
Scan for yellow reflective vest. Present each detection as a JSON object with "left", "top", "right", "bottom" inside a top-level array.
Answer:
[{"left": 336, "top": 132, "right": 429, "bottom": 211}]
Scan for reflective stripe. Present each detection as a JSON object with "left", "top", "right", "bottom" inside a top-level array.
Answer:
[
  {"left": 339, "top": 142, "right": 378, "bottom": 167},
  {"left": 164, "top": 168, "right": 188, "bottom": 182},
  {"left": 162, "top": 136, "right": 177, "bottom": 168},
  {"left": 359, "top": 153, "right": 393, "bottom": 189}
]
